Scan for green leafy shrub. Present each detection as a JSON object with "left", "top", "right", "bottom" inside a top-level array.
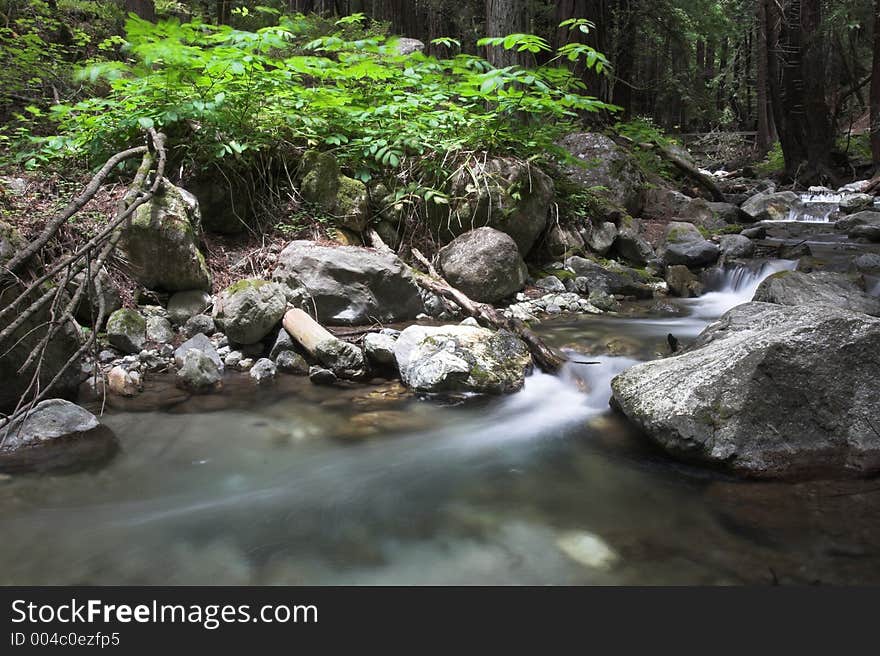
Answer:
[{"left": 16, "top": 13, "right": 613, "bottom": 177}]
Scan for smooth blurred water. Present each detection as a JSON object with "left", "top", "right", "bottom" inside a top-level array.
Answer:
[{"left": 1, "top": 260, "right": 878, "bottom": 585}]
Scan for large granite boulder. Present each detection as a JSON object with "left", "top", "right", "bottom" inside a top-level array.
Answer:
[
  {"left": 586, "top": 221, "right": 618, "bottom": 255},
  {"left": 272, "top": 241, "right": 424, "bottom": 325},
  {"left": 558, "top": 132, "right": 646, "bottom": 216},
  {"left": 213, "top": 279, "right": 287, "bottom": 345},
  {"left": 438, "top": 228, "right": 528, "bottom": 303},
  {"left": 0, "top": 399, "right": 117, "bottom": 473},
  {"left": 753, "top": 270, "right": 880, "bottom": 316},
  {"left": 393, "top": 324, "right": 532, "bottom": 394},
  {"left": 659, "top": 221, "right": 720, "bottom": 267},
  {"left": 0, "top": 225, "right": 81, "bottom": 414},
  {"left": 740, "top": 191, "right": 802, "bottom": 222},
  {"left": 431, "top": 156, "right": 554, "bottom": 255},
  {"left": 719, "top": 234, "right": 755, "bottom": 259},
  {"left": 610, "top": 303, "right": 880, "bottom": 479},
  {"left": 299, "top": 151, "right": 370, "bottom": 232},
  {"left": 120, "top": 180, "right": 212, "bottom": 292}
]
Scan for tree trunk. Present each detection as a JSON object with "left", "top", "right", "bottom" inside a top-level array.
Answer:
[
  {"left": 485, "top": 0, "right": 526, "bottom": 67},
  {"left": 872, "top": 0, "right": 880, "bottom": 165},
  {"left": 123, "top": 0, "right": 155, "bottom": 21},
  {"left": 756, "top": 0, "right": 774, "bottom": 153}
]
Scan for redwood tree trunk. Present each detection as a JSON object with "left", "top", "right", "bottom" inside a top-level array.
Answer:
[
  {"left": 485, "top": 0, "right": 527, "bottom": 67},
  {"left": 871, "top": 0, "right": 880, "bottom": 165}
]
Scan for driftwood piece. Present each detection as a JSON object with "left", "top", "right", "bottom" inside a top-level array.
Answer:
[
  {"left": 282, "top": 308, "right": 337, "bottom": 356},
  {"left": 408, "top": 249, "right": 575, "bottom": 373}
]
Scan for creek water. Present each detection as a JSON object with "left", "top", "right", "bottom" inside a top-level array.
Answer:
[{"left": 2, "top": 261, "right": 879, "bottom": 585}]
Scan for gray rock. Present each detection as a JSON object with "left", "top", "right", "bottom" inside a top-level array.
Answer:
[
  {"left": 364, "top": 332, "right": 398, "bottom": 367},
  {"left": 611, "top": 303, "right": 880, "bottom": 479},
  {"left": 852, "top": 253, "right": 880, "bottom": 275},
  {"left": 611, "top": 216, "right": 655, "bottom": 266},
  {"left": 309, "top": 366, "right": 338, "bottom": 386},
  {"left": 740, "top": 191, "right": 802, "bottom": 222},
  {"left": 644, "top": 188, "right": 725, "bottom": 229},
  {"left": 213, "top": 279, "right": 287, "bottom": 345},
  {"left": 740, "top": 225, "right": 766, "bottom": 239},
  {"left": 249, "top": 358, "right": 277, "bottom": 384},
  {"left": 0, "top": 399, "right": 116, "bottom": 473},
  {"left": 393, "top": 324, "right": 532, "bottom": 394},
  {"left": 558, "top": 132, "right": 646, "bottom": 216},
  {"left": 106, "top": 309, "right": 146, "bottom": 354},
  {"left": 224, "top": 351, "right": 243, "bottom": 369},
  {"left": 174, "top": 333, "right": 224, "bottom": 371},
  {"left": 167, "top": 290, "right": 211, "bottom": 324},
  {"left": 0, "top": 399, "right": 98, "bottom": 450},
  {"left": 314, "top": 339, "right": 365, "bottom": 379},
  {"left": 272, "top": 241, "right": 424, "bottom": 325},
  {"left": 120, "top": 180, "right": 212, "bottom": 292},
  {"left": 430, "top": 157, "right": 554, "bottom": 255},
  {"left": 565, "top": 256, "right": 654, "bottom": 299},
  {"left": 753, "top": 270, "right": 880, "bottom": 316},
  {"left": 588, "top": 290, "right": 620, "bottom": 312},
  {"left": 540, "top": 223, "right": 585, "bottom": 259},
  {"left": 394, "top": 37, "right": 425, "bottom": 55},
  {"left": 665, "top": 265, "right": 704, "bottom": 298},
  {"left": 659, "top": 222, "right": 720, "bottom": 267},
  {"left": 176, "top": 350, "right": 222, "bottom": 392},
  {"left": 707, "top": 201, "right": 754, "bottom": 224},
  {"left": 438, "top": 228, "right": 528, "bottom": 303},
  {"left": 586, "top": 221, "right": 617, "bottom": 255},
  {"left": 269, "top": 327, "right": 296, "bottom": 359},
  {"left": 836, "top": 211, "right": 880, "bottom": 242},
  {"left": 534, "top": 276, "right": 567, "bottom": 294},
  {"left": 838, "top": 193, "right": 875, "bottom": 214},
  {"left": 145, "top": 315, "right": 175, "bottom": 343},
  {"left": 275, "top": 350, "right": 309, "bottom": 375},
  {"left": 719, "top": 234, "right": 755, "bottom": 259},
  {"left": 184, "top": 313, "right": 215, "bottom": 337}
]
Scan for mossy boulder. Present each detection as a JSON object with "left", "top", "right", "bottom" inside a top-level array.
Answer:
[
  {"left": 659, "top": 221, "right": 720, "bottom": 267},
  {"left": 106, "top": 308, "right": 147, "bottom": 354},
  {"left": 430, "top": 156, "right": 554, "bottom": 256},
  {"left": 121, "top": 179, "right": 212, "bottom": 292},
  {"left": 213, "top": 279, "right": 287, "bottom": 345},
  {"left": 300, "top": 151, "right": 370, "bottom": 232}
]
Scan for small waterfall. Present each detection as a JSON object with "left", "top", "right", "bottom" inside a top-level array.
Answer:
[{"left": 686, "top": 259, "right": 797, "bottom": 320}]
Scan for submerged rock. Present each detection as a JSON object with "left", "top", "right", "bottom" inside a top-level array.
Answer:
[
  {"left": 753, "top": 270, "right": 880, "bottom": 316},
  {"left": 213, "top": 279, "right": 287, "bottom": 345},
  {"left": 438, "top": 228, "right": 528, "bottom": 303},
  {"left": 272, "top": 241, "right": 424, "bottom": 325},
  {"left": 0, "top": 399, "right": 117, "bottom": 473},
  {"left": 611, "top": 303, "right": 880, "bottom": 479},
  {"left": 393, "top": 324, "right": 532, "bottom": 394}
]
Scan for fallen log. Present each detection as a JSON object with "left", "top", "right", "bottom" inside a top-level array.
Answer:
[
  {"left": 282, "top": 308, "right": 366, "bottom": 378},
  {"left": 408, "top": 249, "right": 582, "bottom": 374},
  {"left": 282, "top": 308, "right": 337, "bottom": 355}
]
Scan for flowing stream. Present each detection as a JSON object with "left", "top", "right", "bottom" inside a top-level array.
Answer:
[{"left": 1, "top": 261, "right": 879, "bottom": 585}]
